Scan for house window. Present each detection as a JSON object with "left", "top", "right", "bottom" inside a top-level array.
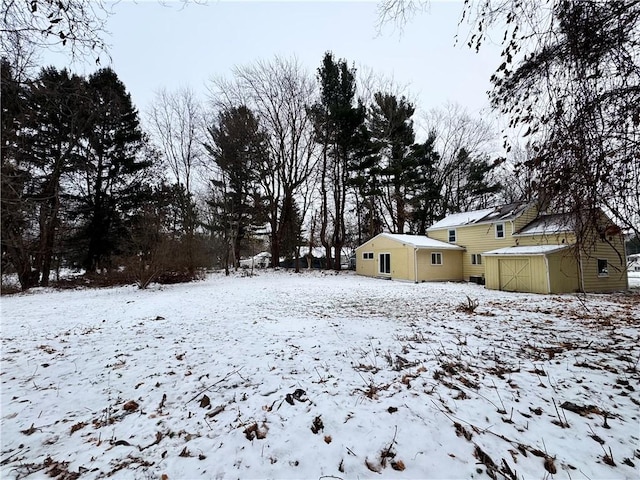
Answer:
[
  {"left": 379, "top": 253, "right": 391, "bottom": 274},
  {"left": 495, "top": 223, "right": 505, "bottom": 238},
  {"left": 362, "top": 252, "right": 374, "bottom": 260},
  {"left": 597, "top": 259, "right": 609, "bottom": 277},
  {"left": 448, "top": 229, "right": 456, "bottom": 243},
  {"left": 471, "top": 253, "right": 482, "bottom": 265},
  {"left": 431, "top": 252, "right": 443, "bottom": 265}
]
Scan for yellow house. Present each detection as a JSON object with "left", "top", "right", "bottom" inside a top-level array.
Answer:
[
  {"left": 355, "top": 233, "right": 464, "bottom": 282},
  {"left": 427, "top": 202, "right": 539, "bottom": 283},
  {"left": 426, "top": 203, "right": 628, "bottom": 293}
]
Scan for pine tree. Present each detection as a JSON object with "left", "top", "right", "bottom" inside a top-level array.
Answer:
[
  {"left": 72, "top": 67, "right": 149, "bottom": 272},
  {"left": 20, "top": 66, "right": 89, "bottom": 286},
  {"left": 1, "top": 59, "right": 38, "bottom": 289},
  {"left": 406, "top": 134, "right": 441, "bottom": 234},
  {"left": 204, "top": 105, "right": 269, "bottom": 273},
  {"left": 368, "top": 92, "right": 416, "bottom": 233},
  {"left": 309, "top": 52, "right": 367, "bottom": 269}
]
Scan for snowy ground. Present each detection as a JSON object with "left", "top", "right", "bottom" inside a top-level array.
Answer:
[{"left": 1, "top": 271, "right": 639, "bottom": 479}]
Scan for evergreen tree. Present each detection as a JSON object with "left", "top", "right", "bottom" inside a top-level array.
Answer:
[
  {"left": 406, "top": 133, "right": 441, "bottom": 234},
  {"left": 309, "top": 52, "right": 367, "bottom": 269},
  {"left": 72, "top": 67, "right": 149, "bottom": 272},
  {"left": 18, "top": 66, "right": 90, "bottom": 286},
  {"left": 204, "top": 105, "right": 269, "bottom": 272},
  {"left": 368, "top": 92, "right": 416, "bottom": 233},
  {"left": 1, "top": 59, "right": 38, "bottom": 289}
]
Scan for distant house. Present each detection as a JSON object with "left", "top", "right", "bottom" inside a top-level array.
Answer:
[
  {"left": 355, "top": 202, "right": 628, "bottom": 293},
  {"left": 239, "top": 252, "right": 271, "bottom": 269},
  {"left": 355, "top": 233, "right": 464, "bottom": 282}
]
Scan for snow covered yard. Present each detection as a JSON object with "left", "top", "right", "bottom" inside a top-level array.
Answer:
[{"left": 1, "top": 271, "right": 638, "bottom": 480}]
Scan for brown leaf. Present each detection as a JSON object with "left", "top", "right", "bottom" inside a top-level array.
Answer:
[
  {"left": 311, "top": 416, "right": 324, "bottom": 434},
  {"left": 391, "top": 460, "right": 405, "bottom": 471},
  {"left": 70, "top": 422, "right": 87, "bottom": 435},
  {"left": 20, "top": 423, "right": 37, "bottom": 435},
  {"left": 199, "top": 395, "right": 210, "bottom": 409},
  {"left": 123, "top": 400, "right": 139, "bottom": 412},
  {"left": 324, "top": 435, "right": 332, "bottom": 444},
  {"left": 544, "top": 456, "right": 557, "bottom": 474}
]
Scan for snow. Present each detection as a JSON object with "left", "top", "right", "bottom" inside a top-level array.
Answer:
[
  {"left": 426, "top": 208, "right": 495, "bottom": 231},
  {"left": 515, "top": 216, "right": 573, "bottom": 236},
  {"left": 378, "top": 233, "right": 464, "bottom": 250},
  {"left": 483, "top": 245, "right": 571, "bottom": 256},
  {"left": 1, "top": 271, "right": 639, "bottom": 479}
]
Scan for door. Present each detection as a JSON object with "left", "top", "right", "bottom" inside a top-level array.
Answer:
[
  {"left": 379, "top": 253, "right": 391, "bottom": 276},
  {"left": 499, "top": 258, "right": 531, "bottom": 292}
]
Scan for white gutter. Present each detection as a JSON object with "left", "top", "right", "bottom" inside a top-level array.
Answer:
[{"left": 414, "top": 247, "right": 418, "bottom": 283}]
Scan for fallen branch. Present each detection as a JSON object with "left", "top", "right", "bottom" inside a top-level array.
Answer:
[{"left": 186, "top": 368, "right": 243, "bottom": 404}]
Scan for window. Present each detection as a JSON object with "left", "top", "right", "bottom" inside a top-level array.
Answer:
[
  {"left": 448, "top": 229, "right": 456, "bottom": 243},
  {"left": 379, "top": 253, "right": 390, "bottom": 274},
  {"left": 471, "top": 253, "right": 482, "bottom": 265},
  {"left": 495, "top": 223, "right": 505, "bottom": 239},
  {"left": 597, "top": 259, "right": 609, "bottom": 277},
  {"left": 431, "top": 252, "right": 443, "bottom": 265},
  {"left": 362, "top": 252, "right": 373, "bottom": 260}
]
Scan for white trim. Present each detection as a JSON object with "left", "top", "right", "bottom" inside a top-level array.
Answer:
[
  {"left": 448, "top": 229, "right": 456, "bottom": 243},
  {"left": 495, "top": 222, "right": 505, "bottom": 239},
  {"left": 431, "top": 252, "right": 443, "bottom": 265}
]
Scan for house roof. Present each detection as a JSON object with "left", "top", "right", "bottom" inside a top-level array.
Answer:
[
  {"left": 483, "top": 244, "right": 571, "bottom": 256},
  {"left": 372, "top": 233, "right": 464, "bottom": 250},
  {"left": 427, "top": 202, "right": 533, "bottom": 231},
  {"left": 514, "top": 214, "right": 574, "bottom": 236}
]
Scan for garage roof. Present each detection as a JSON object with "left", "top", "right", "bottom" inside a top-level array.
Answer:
[
  {"left": 379, "top": 233, "right": 465, "bottom": 250},
  {"left": 483, "top": 244, "right": 572, "bottom": 256}
]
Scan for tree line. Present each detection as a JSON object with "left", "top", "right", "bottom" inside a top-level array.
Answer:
[
  {"left": 3, "top": 0, "right": 638, "bottom": 292},
  {"left": 2, "top": 51, "right": 513, "bottom": 290}
]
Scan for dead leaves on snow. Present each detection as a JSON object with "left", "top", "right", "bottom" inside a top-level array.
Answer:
[{"left": 243, "top": 422, "right": 268, "bottom": 440}]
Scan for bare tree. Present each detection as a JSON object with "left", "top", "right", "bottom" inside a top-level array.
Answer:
[
  {"left": 147, "top": 87, "right": 204, "bottom": 194},
  {"left": 146, "top": 86, "right": 205, "bottom": 274},
  {"left": 421, "top": 102, "right": 498, "bottom": 215},
  {"left": 495, "top": 143, "right": 538, "bottom": 204},
  {"left": 1, "top": 0, "right": 112, "bottom": 64},
  {"left": 208, "top": 56, "right": 318, "bottom": 267},
  {"left": 378, "top": 0, "right": 640, "bottom": 241}
]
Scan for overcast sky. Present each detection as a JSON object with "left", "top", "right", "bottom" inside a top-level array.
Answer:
[{"left": 48, "top": 1, "right": 504, "bottom": 127}]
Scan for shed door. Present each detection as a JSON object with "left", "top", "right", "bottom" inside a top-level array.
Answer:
[{"left": 499, "top": 258, "right": 531, "bottom": 292}]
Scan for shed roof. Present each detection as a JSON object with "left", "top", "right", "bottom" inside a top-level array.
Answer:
[
  {"left": 427, "top": 202, "right": 533, "bottom": 231},
  {"left": 377, "top": 233, "right": 465, "bottom": 250},
  {"left": 483, "top": 244, "right": 571, "bottom": 256}
]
